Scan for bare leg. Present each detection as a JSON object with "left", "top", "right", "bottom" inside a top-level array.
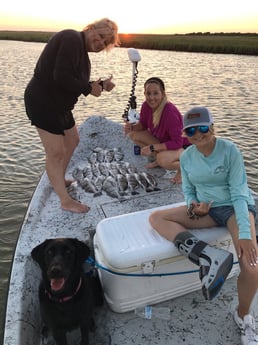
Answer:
[
  {"left": 128, "top": 130, "right": 159, "bottom": 147},
  {"left": 128, "top": 130, "right": 161, "bottom": 168},
  {"left": 145, "top": 160, "right": 159, "bottom": 169},
  {"left": 149, "top": 205, "right": 217, "bottom": 241},
  {"left": 156, "top": 149, "right": 183, "bottom": 182},
  {"left": 37, "top": 127, "right": 90, "bottom": 213},
  {"left": 150, "top": 207, "right": 258, "bottom": 310},
  {"left": 227, "top": 213, "right": 258, "bottom": 318},
  {"left": 166, "top": 160, "right": 182, "bottom": 183},
  {"left": 149, "top": 206, "right": 234, "bottom": 299},
  {"left": 128, "top": 130, "right": 183, "bottom": 179},
  {"left": 62, "top": 126, "right": 80, "bottom": 187}
]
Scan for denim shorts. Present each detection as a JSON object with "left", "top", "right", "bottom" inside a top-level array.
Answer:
[{"left": 208, "top": 205, "right": 256, "bottom": 227}]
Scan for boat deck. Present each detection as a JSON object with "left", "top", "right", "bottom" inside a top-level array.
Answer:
[{"left": 3, "top": 116, "right": 258, "bottom": 345}]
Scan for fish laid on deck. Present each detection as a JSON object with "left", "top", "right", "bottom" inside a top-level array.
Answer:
[{"left": 72, "top": 147, "right": 158, "bottom": 200}]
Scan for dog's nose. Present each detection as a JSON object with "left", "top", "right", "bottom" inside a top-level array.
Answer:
[{"left": 48, "top": 265, "right": 63, "bottom": 278}]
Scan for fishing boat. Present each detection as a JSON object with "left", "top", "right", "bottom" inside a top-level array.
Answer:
[{"left": 2, "top": 115, "right": 258, "bottom": 345}]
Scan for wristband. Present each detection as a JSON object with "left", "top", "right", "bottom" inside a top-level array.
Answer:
[{"left": 150, "top": 144, "right": 155, "bottom": 153}]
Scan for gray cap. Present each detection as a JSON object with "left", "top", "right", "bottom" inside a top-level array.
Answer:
[{"left": 183, "top": 106, "right": 214, "bottom": 129}]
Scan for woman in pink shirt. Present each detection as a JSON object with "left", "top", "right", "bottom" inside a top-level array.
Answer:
[{"left": 124, "top": 77, "right": 189, "bottom": 183}]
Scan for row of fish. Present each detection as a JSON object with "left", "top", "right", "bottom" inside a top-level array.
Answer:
[
  {"left": 88, "top": 147, "right": 124, "bottom": 164},
  {"left": 72, "top": 147, "right": 159, "bottom": 200}
]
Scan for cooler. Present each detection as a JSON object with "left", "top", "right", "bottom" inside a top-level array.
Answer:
[{"left": 93, "top": 202, "right": 239, "bottom": 313}]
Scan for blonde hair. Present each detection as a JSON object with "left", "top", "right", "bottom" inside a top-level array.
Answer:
[
  {"left": 83, "top": 18, "right": 120, "bottom": 51},
  {"left": 144, "top": 77, "right": 167, "bottom": 127},
  {"left": 209, "top": 124, "right": 215, "bottom": 134}
]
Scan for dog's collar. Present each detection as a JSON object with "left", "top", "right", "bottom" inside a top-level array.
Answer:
[{"left": 45, "top": 277, "right": 82, "bottom": 303}]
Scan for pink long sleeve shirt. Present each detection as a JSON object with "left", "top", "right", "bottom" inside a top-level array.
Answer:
[{"left": 139, "top": 101, "right": 190, "bottom": 150}]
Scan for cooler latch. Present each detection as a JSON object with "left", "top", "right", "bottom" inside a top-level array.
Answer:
[{"left": 141, "top": 260, "right": 156, "bottom": 274}]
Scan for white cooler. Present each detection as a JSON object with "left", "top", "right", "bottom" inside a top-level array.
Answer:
[{"left": 93, "top": 202, "right": 239, "bottom": 313}]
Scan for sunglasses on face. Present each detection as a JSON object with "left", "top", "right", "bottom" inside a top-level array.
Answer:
[{"left": 184, "top": 125, "right": 210, "bottom": 137}]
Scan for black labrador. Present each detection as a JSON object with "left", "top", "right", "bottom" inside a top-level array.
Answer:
[{"left": 31, "top": 238, "right": 103, "bottom": 345}]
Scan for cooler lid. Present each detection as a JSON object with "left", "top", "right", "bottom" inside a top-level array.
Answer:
[{"left": 95, "top": 204, "right": 182, "bottom": 269}]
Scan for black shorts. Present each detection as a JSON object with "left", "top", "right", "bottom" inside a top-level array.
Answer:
[{"left": 24, "top": 78, "right": 75, "bottom": 135}]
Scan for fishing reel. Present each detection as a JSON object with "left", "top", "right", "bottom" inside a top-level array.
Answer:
[{"left": 123, "top": 48, "right": 141, "bottom": 123}]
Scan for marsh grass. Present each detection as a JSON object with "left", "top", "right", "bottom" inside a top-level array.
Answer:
[
  {"left": 0, "top": 31, "right": 257, "bottom": 55},
  {"left": 120, "top": 33, "right": 258, "bottom": 55},
  {"left": 0, "top": 31, "right": 54, "bottom": 43}
]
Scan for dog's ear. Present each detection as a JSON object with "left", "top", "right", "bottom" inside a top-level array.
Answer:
[
  {"left": 31, "top": 239, "right": 52, "bottom": 269},
  {"left": 71, "top": 238, "right": 90, "bottom": 262}
]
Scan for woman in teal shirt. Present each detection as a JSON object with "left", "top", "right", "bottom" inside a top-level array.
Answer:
[{"left": 149, "top": 106, "right": 258, "bottom": 345}]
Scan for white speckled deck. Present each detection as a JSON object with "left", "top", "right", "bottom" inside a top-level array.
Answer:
[{"left": 3, "top": 116, "right": 258, "bottom": 345}]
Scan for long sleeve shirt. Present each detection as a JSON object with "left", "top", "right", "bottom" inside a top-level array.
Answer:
[
  {"left": 139, "top": 101, "right": 190, "bottom": 150},
  {"left": 33, "top": 30, "right": 91, "bottom": 111},
  {"left": 180, "top": 137, "right": 255, "bottom": 240}
]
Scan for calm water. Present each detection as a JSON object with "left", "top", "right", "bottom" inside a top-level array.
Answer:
[{"left": 0, "top": 40, "right": 258, "bottom": 338}]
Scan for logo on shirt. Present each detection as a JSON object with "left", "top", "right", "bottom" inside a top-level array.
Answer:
[{"left": 214, "top": 165, "right": 226, "bottom": 174}]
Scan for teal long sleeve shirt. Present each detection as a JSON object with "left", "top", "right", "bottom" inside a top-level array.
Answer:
[{"left": 180, "top": 138, "right": 255, "bottom": 240}]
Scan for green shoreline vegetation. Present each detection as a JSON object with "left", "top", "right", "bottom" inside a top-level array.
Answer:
[{"left": 0, "top": 30, "right": 258, "bottom": 56}]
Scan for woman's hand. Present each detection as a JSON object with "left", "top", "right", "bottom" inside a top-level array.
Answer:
[
  {"left": 193, "top": 201, "right": 213, "bottom": 217},
  {"left": 90, "top": 79, "right": 102, "bottom": 97},
  {"left": 187, "top": 201, "right": 213, "bottom": 218},
  {"left": 237, "top": 239, "right": 258, "bottom": 267},
  {"left": 103, "top": 75, "right": 115, "bottom": 92},
  {"left": 140, "top": 145, "right": 153, "bottom": 156},
  {"left": 124, "top": 122, "right": 132, "bottom": 135}
]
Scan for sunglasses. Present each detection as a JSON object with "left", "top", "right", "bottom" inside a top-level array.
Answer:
[{"left": 184, "top": 125, "right": 210, "bottom": 137}]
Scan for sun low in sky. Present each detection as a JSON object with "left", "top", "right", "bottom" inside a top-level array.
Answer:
[{"left": 0, "top": 0, "right": 257, "bottom": 34}]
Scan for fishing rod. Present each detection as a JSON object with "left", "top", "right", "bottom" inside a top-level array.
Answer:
[{"left": 122, "top": 48, "right": 141, "bottom": 124}]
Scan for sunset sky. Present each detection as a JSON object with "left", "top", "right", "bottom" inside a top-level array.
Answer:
[{"left": 0, "top": 0, "right": 257, "bottom": 34}]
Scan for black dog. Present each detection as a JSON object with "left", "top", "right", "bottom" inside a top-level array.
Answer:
[{"left": 31, "top": 238, "right": 103, "bottom": 345}]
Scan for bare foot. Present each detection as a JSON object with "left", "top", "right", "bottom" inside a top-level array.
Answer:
[
  {"left": 61, "top": 198, "right": 90, "bottom": 213},
  {"left": 145, "top": 160, "right": 159, "bottom": 169},
  {"left": 65, "top": 179, "right": 74, "bottom": 187},
  {"left": 170, "top": 171, "right": 182, "bottom": 184}
]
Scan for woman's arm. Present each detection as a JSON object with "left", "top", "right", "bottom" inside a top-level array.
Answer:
[
  {"left": 180, "top": 151, "right": 198, "bottom": 206},
  {"left": 156, "top": 103, "right": 184, "bottom": 150},
  {"left": 123, "top": 121, "right": 143, "bottom": 135},
  {"left": 228, "top": 144, "right": 253, "bottom": 240}
]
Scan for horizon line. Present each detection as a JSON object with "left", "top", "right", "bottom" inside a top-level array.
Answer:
[{"left": 0, "top": 29, "right": 257, "bottom": 35}]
